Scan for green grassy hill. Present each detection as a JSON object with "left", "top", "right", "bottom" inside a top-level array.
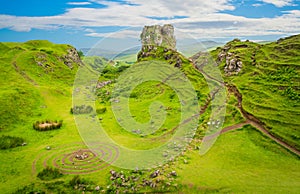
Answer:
[
  {"left": 0, "top": 36, "right": 299, "bottom": 193},
  {"left": 209, "top": 35, "right": 300, "bottom": 150},
  {"left": 0, "top": 40, "right": 80, "bottom": 131},
  {"left": 0, "top": 40, "right": 86, "bottom": 193}
]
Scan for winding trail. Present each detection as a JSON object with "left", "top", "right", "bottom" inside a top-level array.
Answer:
[
  {"left": 12, "top": 51, "right": 39, "bottom": 86},
  {"left": 225, "top": 84, "right": 300, "bottom": 156},
  {"left": 191, "top": 55, "right": 300, "bottom": 156}
]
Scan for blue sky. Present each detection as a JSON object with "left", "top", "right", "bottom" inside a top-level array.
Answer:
[{"left": 0, "top": 0, "right": 299, "bottom": 49}]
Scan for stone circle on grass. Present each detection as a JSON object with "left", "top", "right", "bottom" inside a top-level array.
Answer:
[{"left": 32, "top": 142, "right": 119, "bottom": 175}]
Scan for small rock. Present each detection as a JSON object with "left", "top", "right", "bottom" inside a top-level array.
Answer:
[
  {"left": 95, "top": 186, "right": 100, "bottom": 191},
  {"left": 170, "top": 171, "right": 177, "bottom": 177},
  {"left": 110, "top": 170, "right": 117, "bottom": 177},
  {"left": 150, "top": 170, "right": 160, "bottom": 178}
]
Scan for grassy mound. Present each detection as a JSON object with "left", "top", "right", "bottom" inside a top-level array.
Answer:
[
  {"left": 210, "top": 35, "right": 300, "bottom": 149},
  {"left": 0, "top": 40, "right": 81, "bottom": 131}
]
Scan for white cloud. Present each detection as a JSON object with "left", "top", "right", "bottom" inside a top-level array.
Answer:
[
  {"left": 260, "top": 0, "right": 293, "bottom": 7},
  {"left": 67, "top": 2, "right": 91, "bottom": 5},
  {"left": 84, "top": 28, "right": 95, "bottom": 33},
  {"left": 85, "top": 29, "right": 141, "bottom": 38},
  {"left": 0, "top": 0, "right": 299, "bottom": 40},
  {"left": 252, "top": 3, "right": 263, "bottom": 7}
]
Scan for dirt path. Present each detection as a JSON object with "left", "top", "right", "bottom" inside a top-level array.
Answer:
[
  {"left": 190, "top": 56, "right": 300, "bottom": 156},
  {"left": 12, "top": 51, "right": 39, "bottom": 86},
  {"left": 226, "top": 84, "right": 300, "bottom": 156}
]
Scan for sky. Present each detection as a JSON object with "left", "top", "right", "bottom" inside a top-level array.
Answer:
[{"left": 0, "top": 0, "right": 299, "bottom": 49}]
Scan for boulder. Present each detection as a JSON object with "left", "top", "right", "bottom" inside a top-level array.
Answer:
[{"left": 224, "top": 57, "right": 242, "bottom": 74}]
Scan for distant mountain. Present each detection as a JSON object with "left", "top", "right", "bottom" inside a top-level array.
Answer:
[
  {"left": 178, "top": 40, "right": 223, "bottom": 57},
  {"left": 80, "top": 46, "right": 141, "bottom": 60},
  {"left": 80, "top": 40, "right": 222, "bottom": 60}
]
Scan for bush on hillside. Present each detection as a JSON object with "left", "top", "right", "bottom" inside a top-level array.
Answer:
[
  {"left": 0, "top": 135, "right": 25, "bottom": 149},
  {"left": 69, "top": 175, "right": 96, "bottom": 191},
  {"left": 96, "top": 107, "right": 107, "bottom": 114},
  {"left": 70, "top": 105, "right": 93, "bottom": 114},
  {"left": 37, "top": 166, "right": 63, "bottom": 181}
]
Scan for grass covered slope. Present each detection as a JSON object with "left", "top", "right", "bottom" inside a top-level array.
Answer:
[
  {"left": 0, "top": 40, "right": 87, "bottom": 193},
  {"left": 90, "top": 45, "right": 210, "bottom": 152},
  {"left": 178, "top": 125, "right": 300, "bottom": 193},
  {"left": 0, "top": 40, "right": 80, "bottom": 131},
  {"left": 210, "top": 35, "right": 300, "bottom": 150},
  {"left": 0, "top": 34, "right": 299, "bottom": 193}
]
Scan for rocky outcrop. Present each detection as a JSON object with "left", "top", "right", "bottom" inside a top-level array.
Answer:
[
  {"left": 140, "top": 24, "right": 176, "bottom": 50},
  {"left": 96, "top": 80, "right": 112, "bottom": 89},
  {"left": 218, "top": 46, "right": 242, "bottom": 75},
  {"left": 223, "top": 52, "right": 242, "bottom": 74},
  {"left": 35, "top": 47, "right": 83, "bottom": 70},
  {"left": 63, "top": 48, "right": 83, "bottom": 69},
  {"left": 137, "top": 45, "right": 183, "bottom": 68},
  {"left": 137, "top": 24, "right": 183, "bottom": 68}
]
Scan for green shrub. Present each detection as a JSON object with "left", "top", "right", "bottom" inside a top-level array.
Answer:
[
  {"left": 37, "top": 166, "right": 63, "bottom": 181},
  {"left": 69, "top": 175, "right": 96, "bottom": 191},
  {"left": 284, "top": 86, "right": 300, "bottom": 100},
  {"left": 129, "top": 92, "right": 138, "bottom": 98},
  {"left": 70, "top": 105, "right": 93, "bottom": 114},
  {"left": 0, "top": 135, "right": 25, "bottom": 149},
  {"left": 169, "top": 93, "right": 175, "bottom": 99},
  {"left": 116, "top": 65, "right": 129, "bottom": 73},
  {"left": 96, "top": 107, "right": 107, "bottom": 114},
  {"left": 77, "top": 50, "right": 84, "bottom": 58},
  {"left": 44, "top": 181, "right": 66, "bottom": 193},
  {"left": 12, "top": 184, "right": 45, "bottom": 194}
]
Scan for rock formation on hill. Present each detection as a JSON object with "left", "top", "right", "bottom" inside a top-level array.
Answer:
[
  {"left": 140, "top": 24, "right": 176, "bottom": 50},
  {"left": 217, "top": 40, "right": 243, "bottom": 75},
  {"left": 63, "top": 48, "right": 83, "bottom": 69},
  {"left": 137, "top": 24, "right": 184, "bottom": 68}
]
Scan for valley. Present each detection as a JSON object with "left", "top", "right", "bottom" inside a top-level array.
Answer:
[{"left": 0, "top": 28, "right": 299, "bottom": 193}]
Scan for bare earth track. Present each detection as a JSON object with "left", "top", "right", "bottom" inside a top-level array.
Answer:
[{"left": 191, "top": 57, "right": 300, "bottom": 156}]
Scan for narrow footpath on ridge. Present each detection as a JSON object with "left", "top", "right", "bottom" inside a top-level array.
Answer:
[{"left": 191, "top": 56, "right": 300, "bottom": 156}]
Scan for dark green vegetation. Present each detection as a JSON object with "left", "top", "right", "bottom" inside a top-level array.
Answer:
[
  {"left": 0, "top": 135, "right": 25, "bottom": 149},
  {"left": 13, "top": 175, "right": 97, "bottom": 194},
  {"left": 70, "top": 105, "right": 93, "bottom": 114},
  {"left": 37, "top": 166, "right": 63, "bottom": 181},
  {"left": 0, "top": 35, "right": 299, "bottom": 193}
]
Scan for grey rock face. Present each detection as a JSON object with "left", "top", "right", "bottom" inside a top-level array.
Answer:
[
  {"left": 140, "top": 24, "right": 176, "bottom": 50},
  {"left": 218, "top": 46, "right": 242, "bottom": 75},
  {"left": 63, "top": 48, "right": 83, "bottom": 69}
]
